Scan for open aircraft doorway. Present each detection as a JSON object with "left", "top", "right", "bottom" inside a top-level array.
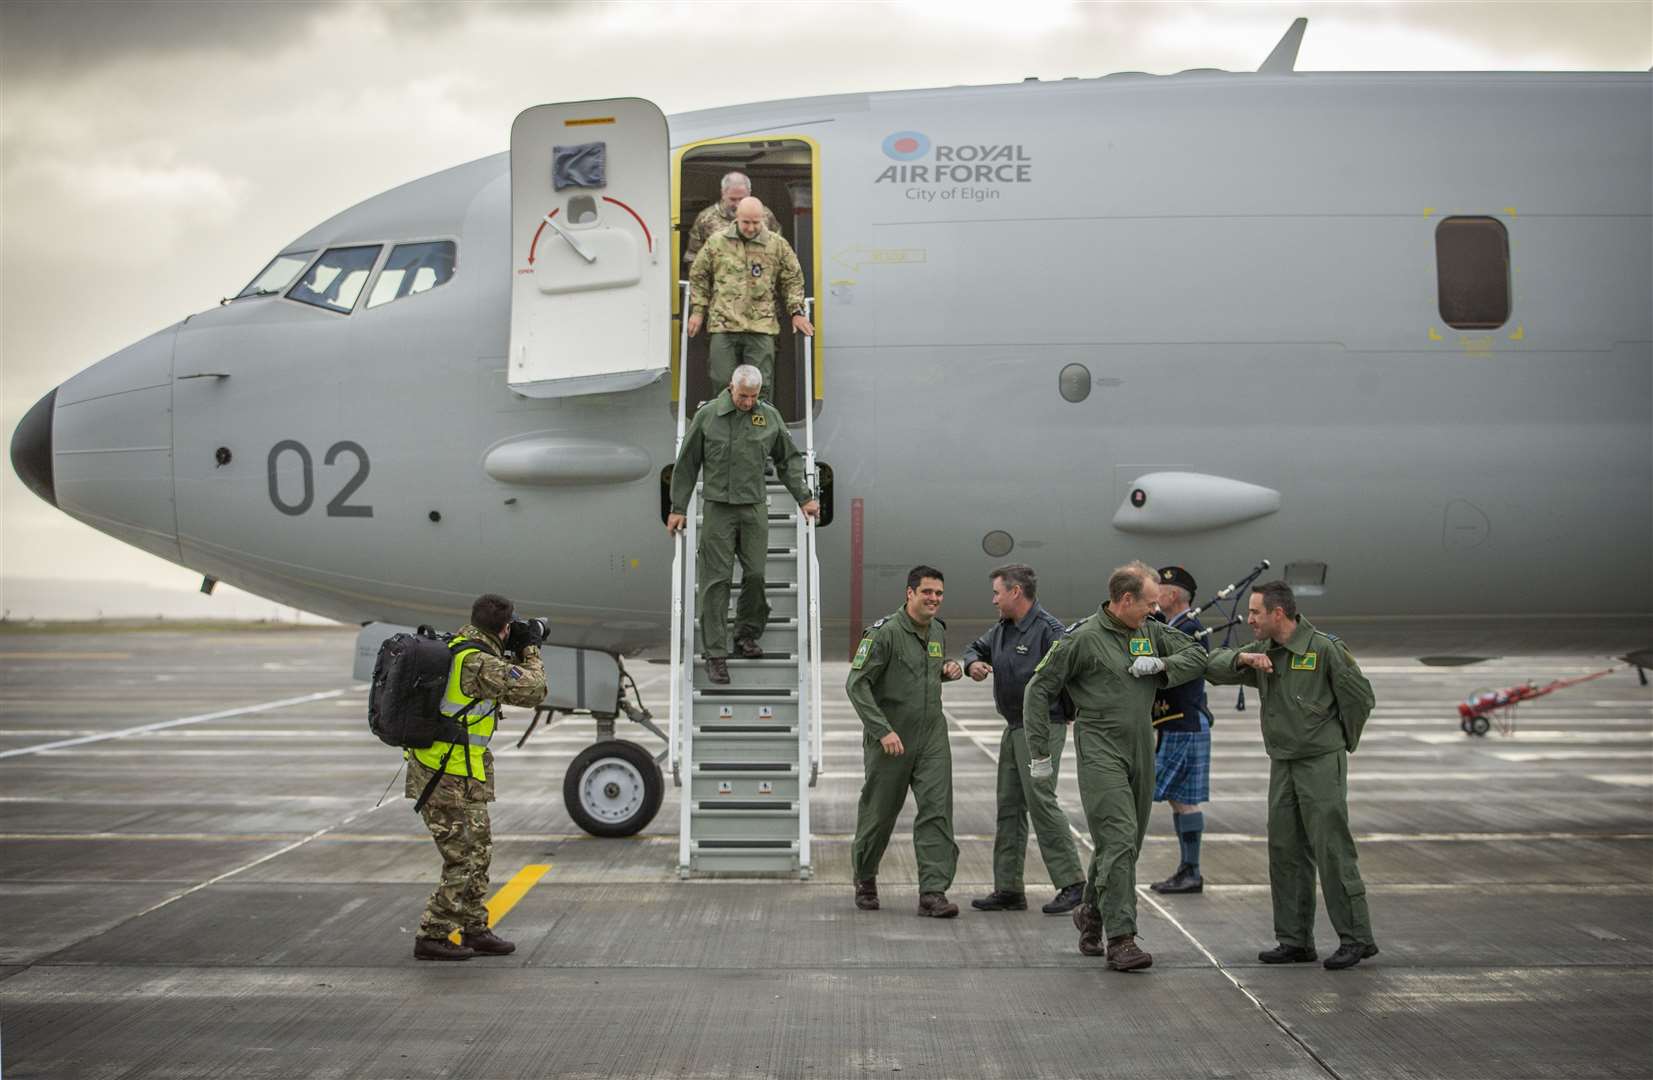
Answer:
[{"left": 673, "top": 137, "right": 820, "bottom": 424}]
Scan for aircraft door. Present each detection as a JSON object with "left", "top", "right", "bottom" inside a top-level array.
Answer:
[{"left": 509, "top": 99, "right": 671, "bottom": 398}]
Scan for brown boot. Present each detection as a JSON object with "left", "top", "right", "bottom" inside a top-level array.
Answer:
[
  {"left": 705, "top": 656, "right": 731, "bottom": 684},
  {"left": 414, "top": 936, "right": 475, "bottom": 961},
  {"left": 1073, "top": 901, "right": 1105, "bottom": 956},
  {"left": 733, "top": 636, "right": 764, "bottom": 659},
  {"left": 1105, "top": 934, "right": 1153, "bottom": 972},
  {"left": 854, "top": 878, "right": 879, "bottom": 911},
  {"left": 461, "top": 928, "right": 516, "bottom": 956},
  {"left": 917, "top": 891, "right": 960, "bottom": 918}
]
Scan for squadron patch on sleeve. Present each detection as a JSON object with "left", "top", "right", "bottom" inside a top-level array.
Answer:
[
  {"left": 508, "top": 666, "right": 523, "bottom": 680},
  {"left": 1034, "top": 639, "right": 1064, "bottom": 673},
  {"left": 851, "top": 639, "right": 873, "bottom": 670}
]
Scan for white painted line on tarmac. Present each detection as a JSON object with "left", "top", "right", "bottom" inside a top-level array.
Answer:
[
  {"left": 0, "top": 689, "right": 350, "bottom": 760},
  {"left": 938, "top": 707, "right": 1339, "bottom": 1080}
]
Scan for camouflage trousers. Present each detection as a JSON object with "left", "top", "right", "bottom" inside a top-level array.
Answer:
[{"left": 417, "top": 800, "right": 493, "bottom": 939}]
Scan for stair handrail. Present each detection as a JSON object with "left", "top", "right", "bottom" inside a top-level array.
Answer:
[
  {"left": 668, "top": 280, "right": 692, "bottom": 788},
  {"left": 801, "top": 298, "right": 824, "bottom": 785}
]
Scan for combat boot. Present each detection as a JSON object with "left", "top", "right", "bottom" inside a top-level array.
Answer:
[
  {"left": 970, "top": 890, "right": 1027, "bottom": 911},
  {"left": 1105, "top": 935, "right": 1153, "bottom": 972},
  {"left": 705, "top": 656, "right": 731, "bottom": 684},
  {"left": 854, "top": 878, "right": 879, "bottom": 911},
  {"left": 1323, "top": 943, "right": 1379, "bottom": 970},
  {"left": 1151, "top": 864, "right": 1204, "bottom": 894},
  {"left": 1042, "top": 882, "right": 1084, "bottom": 914},
  {"left": 917, "top": 892, "right": 960, "bottom": 918},
  {"left": 1258, "top": 943, "right": 1318, "bottom": 964},
  {"left": 1072, "top": 901, "right": 1105, "bottom": 956},
  {"left": 462, "top": 928, "right": 516, "bottom": 956},
  {"left": 414, "top": 936, "right": 475, "bottom": 961},
  {"left": 733, "top": 637, "right": 764, "bottom": 659}
]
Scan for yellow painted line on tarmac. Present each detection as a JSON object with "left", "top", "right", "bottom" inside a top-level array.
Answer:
[{"left": 449, "top": 863, "right": 552, "bottom": 945}]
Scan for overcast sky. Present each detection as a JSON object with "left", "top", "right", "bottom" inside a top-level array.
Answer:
[{"left": 1, "top": 0, "right": 1648, "bottom": 619}]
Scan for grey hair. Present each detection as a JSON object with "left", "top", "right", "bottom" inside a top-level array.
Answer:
[
  {"left": 720, "top": 171, "right": 752, "bottom": 194},
  {"left": 1107, "top": 561, "right": 1156, "bottom": 603},
  {"left": 731, "top": 364, "right": 764, "bottom": 390},
  {"left": 989, "top": 563, "right": 1037, "bottom": 602}
]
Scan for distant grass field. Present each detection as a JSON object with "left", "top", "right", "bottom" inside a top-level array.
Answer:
[{"left": 0, "top": 620, "right": 349, "bottom": 635}]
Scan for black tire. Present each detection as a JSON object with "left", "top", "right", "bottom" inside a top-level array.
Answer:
[
  {"left": 1470, "top": 715, "right": 1490, "bottom": 737},
  {"left": 563, "top": 739, "right": 663, "bottom": 837}
]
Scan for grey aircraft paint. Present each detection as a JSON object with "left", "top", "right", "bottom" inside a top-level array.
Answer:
[{"left": 13, "top": 69, "right": 1652, "bottom": 656}]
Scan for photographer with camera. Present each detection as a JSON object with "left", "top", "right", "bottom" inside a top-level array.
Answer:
[{"left": 407, "top": 593, "right": 548, "bottom": 961}]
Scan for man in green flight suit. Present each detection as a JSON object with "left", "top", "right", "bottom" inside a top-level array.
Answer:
[
  {"left": 408, "top": 593, "right": 548, "bottom": 961},
  {"left": 686, "top": 196, "right": 814, "bottom": 400},
  {"left": 668, "top": 365, "right": 819, "bottom": 684},
  {"left": 1205, "top": 580, "right": 1380, "bottom": 970},
  {"left": 1023, "top": 561, "right": 1209, "bottom": 970},
  {"left": 847, "top": 566, "right": 966, "bottom": 917}
]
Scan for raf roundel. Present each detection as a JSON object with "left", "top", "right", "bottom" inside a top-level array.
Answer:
[{"left": 881, "top": 131, "right": 931, "bottom": 161}]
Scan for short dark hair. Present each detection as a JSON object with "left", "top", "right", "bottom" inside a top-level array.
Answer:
[
  {"left": 990, "top": 563, "right": 1037, "bottom": 602},
  {"left": 471, "top": 593, "right": 514, "bottom": 631},
  {"left": 1107, "top": 562, "right": 1153, "bottom": 603},
  {"left": 906, "top": 565, "right": 944, "bottom": 591},
  {"left": 1254, "top": 580, "right": 1298, "bottom": 620}
]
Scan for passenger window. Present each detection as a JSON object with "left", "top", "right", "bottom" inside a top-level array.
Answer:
[
  {"left": 366, "top": 241, "right": 457, "bottom": 309},
  {"left": 287, "top": 245, "right": 381, "bottom": 313},
  {"left": 237, "top": 250, "right": 315, "bottom": 299},
  {"left": 1435, "top": 217, "right": 1510, "bottom": 329}
]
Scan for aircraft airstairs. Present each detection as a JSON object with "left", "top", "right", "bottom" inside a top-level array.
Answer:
[{"left": 667, "top": 289, "right": 824, "bottom": 878}]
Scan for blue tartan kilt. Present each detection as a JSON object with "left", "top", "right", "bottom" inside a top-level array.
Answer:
[{"left": 1154, "top": 730, "right": 1211, "bottom": 803}]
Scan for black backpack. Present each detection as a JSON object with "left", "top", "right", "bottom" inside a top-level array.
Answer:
[{"left": 367, "top": 627, "right": 482, "bottom": 750}]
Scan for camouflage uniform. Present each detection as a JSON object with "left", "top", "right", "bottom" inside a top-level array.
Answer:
[
  {"left": 683, "top": 199, "right": 781, "bottom": 268},
  {"left": 406, "top": 624, "right": 546, "bottom": 941},
  {"left": 688, "top": 223, "right": 807, "bottom": 399}
]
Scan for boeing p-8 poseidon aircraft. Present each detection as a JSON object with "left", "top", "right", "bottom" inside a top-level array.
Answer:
[{"left": 12, "top": 24, "right": 1650, "bottom": 840}]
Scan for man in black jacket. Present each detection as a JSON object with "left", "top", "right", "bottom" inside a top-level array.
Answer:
[
  {"left": 1148, "top": 566, "right": 1214, "bottom": 894},
  {"left": 959, "top": 564, "right": 1086, "bottom": 914}
]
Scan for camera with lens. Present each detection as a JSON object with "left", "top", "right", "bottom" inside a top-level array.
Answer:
[{"left": 506, "top": 616, "right": 550, "bottom": 656}]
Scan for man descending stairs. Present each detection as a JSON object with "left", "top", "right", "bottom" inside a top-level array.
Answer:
[{"left": 667, "top": 363, "right": 823, "bottom": 877}]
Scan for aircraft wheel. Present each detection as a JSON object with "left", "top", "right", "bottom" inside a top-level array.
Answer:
[
  {"left": 564, "top": 740, "right": 663, "bottom": 837},
  {"left": 1470, "top": 715, "right": 1491, "bottom": 737}
]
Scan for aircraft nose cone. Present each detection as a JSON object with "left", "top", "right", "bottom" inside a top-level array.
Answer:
[{"left": 10, "top": 387, "right": 56, "bottom": 508}]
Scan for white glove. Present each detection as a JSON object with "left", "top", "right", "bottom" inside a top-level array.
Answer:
[
  {"left": 1028, "top": 756, "right": 1054, "bottom": 780},
  {"left": 1130, "top": 656, "right": 1167, "bottom": 678}
]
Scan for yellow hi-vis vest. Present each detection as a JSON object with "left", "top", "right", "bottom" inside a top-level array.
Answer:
[{"left": 409, "top": 635, "right": 501, "bottom": 781}]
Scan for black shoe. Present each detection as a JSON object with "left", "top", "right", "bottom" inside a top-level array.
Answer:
[
  {"left": 1323, "top": 942, "right": 1379, "bottom": 970},
  {"left": 461, "top": 928, "right": 516, "bottom": 956},
  {"left": 971, "top": 890, "right": 1027, "bottom": 911},
  {"left": 414, "top": 936, "right": 475, "bottom": 961},
  {"left": 733, "top": 637, "right": 764, "bottom": 659},
  {"left": 1042, "top": 883, "right": 1084, "bottom": 914},
  {"left": 1152, "top": 864, "right": 1204, "bottom": 894},
  {"left": 1258, "top": 943, "right": 1318, "bottom": 964},
  {"left": 854, "top": 878, "right": 879, "bottom": 911},
  {"left": 705, "top": 656, "right": 731, "bottom": 684}
]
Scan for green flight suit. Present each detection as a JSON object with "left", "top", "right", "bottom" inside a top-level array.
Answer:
[
  {"left": 847, "top": 608, "right": 960, "bottom": 894},
  {"left": 1023, "top": 606, "right": 1207, "bottom": 939},
  {"left": 670, "top": 389, "right": 810, "bottom": 658},
  {"left": 1207, "top": 618, "right": 1377, "bottom": 950}
]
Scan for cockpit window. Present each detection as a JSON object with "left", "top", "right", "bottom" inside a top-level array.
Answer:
[
  {"left": 286, "top": 245, "right": 382, "bottom": 314},
  {"left": 366, "top": 240, "right": 457, "bottom": 309},
  {"left": 236, "top": 250, "right": 315, "bottom": 299}
]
